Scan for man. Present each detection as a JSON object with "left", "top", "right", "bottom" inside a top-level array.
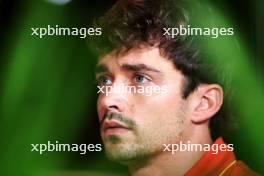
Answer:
[{"left": 94, "top": 0, "right": 259, "bottom": 175}]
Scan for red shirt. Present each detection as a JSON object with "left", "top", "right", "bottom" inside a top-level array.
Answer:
[{"left": 185, "top": 138, "right": 259, "bottom": 176}]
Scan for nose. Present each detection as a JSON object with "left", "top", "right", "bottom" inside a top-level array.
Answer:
[
  {"left": 103, "top": 94, "right": 126, "bottom": 112},
  {"left": 97, "top": 83, "right": 129, "bottom": 120}
]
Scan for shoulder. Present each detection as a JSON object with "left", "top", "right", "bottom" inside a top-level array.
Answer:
[{"left": 225, "top": 160, "right": 260, "bottom": 176}]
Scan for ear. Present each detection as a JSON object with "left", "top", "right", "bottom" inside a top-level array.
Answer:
[{"left": 190, "top": 84, "right": 223, "bottom": 123}]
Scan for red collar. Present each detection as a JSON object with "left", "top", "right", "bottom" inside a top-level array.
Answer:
[{"left": 185, "top": 137, "right": 236, "bottom": 176}]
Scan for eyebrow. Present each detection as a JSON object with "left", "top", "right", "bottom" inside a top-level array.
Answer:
[
  {"left": 95, "top": 63, "right": 162, "bottom": 75},
  {"left": 121, "top": 63, "right": 161, "bottom": 73},
  {"left": 95, "top": 64, "right": 109, "bottom": 74}
]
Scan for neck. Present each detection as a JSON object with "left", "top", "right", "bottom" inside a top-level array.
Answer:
[{"left": 128, "top": 127, "right": 213, "bottom": 176}]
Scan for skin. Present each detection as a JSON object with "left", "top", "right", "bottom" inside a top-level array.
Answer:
[{"left": 96, "top": 46, "right": 223, "bottom": 176}]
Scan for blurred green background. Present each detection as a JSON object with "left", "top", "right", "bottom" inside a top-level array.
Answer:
[{"left": 0, "top": 0, "right": 263, "bottom": 175}]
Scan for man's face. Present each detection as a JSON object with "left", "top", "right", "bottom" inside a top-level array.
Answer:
[{"left": 96, "top": 46, "right": 191, "bottom": 163}]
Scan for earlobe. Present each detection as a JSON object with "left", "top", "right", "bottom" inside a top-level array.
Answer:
[{"left": 191, "top": 84, "right": 223, "bottom": 123}]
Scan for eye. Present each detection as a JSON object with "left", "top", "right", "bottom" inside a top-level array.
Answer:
[
  {"left": 133, "top": 74, "right": 150, "bottom": 84},
  {"left": 97, "top": 75, "right": 112, "bottom": 86}
]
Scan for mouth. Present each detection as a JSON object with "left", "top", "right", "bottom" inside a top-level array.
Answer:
[{"left": 102, "top": 120, "right": 131, "bottom": 136}]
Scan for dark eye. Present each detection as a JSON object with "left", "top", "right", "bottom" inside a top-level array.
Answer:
[
  {"left": 97, "top": 75, "right": 112, "bottom": 86},
  {"left": 134, "top": 74, "right": 150, "bottom": 84}
]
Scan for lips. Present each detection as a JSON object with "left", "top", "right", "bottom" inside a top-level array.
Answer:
[{"left": 102, "top": 120, "right": 130, "bottom": 135}]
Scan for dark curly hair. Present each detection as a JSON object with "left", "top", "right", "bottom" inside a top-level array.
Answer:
[{"left": 93, "top": 0, "right": 233, "bottom": 140}]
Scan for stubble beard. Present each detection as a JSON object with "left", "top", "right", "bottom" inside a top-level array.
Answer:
[
  {"left": 101, "top": 110, "right": 186, "bottom": 164},
  {"left": 103, "top": 133, "right": 154, "bottom": 164},
  {"left": 102, "top": 126, "right": 183, "bottom": 164}
]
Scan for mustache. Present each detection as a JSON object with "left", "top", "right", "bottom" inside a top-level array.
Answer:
[{"left": 101, "top": 112, "right": 136, "bottom": 129}]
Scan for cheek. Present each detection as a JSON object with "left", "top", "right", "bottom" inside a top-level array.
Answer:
[
  {"left": 135, "top": 89, "right": 183, "bottom": 115},
  {"left": 134, "top": 100, "right": 185, "bottom": 146},
  {"left": 96, "top": 96, "right": 104, "bottom": 121},
  {"left": 133, "top": 88, "right": 187, "bottom": 136}
]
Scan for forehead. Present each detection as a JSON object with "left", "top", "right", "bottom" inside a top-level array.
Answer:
[{"left": 97, "top": 46, "right": 176, "bottom": 72}]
